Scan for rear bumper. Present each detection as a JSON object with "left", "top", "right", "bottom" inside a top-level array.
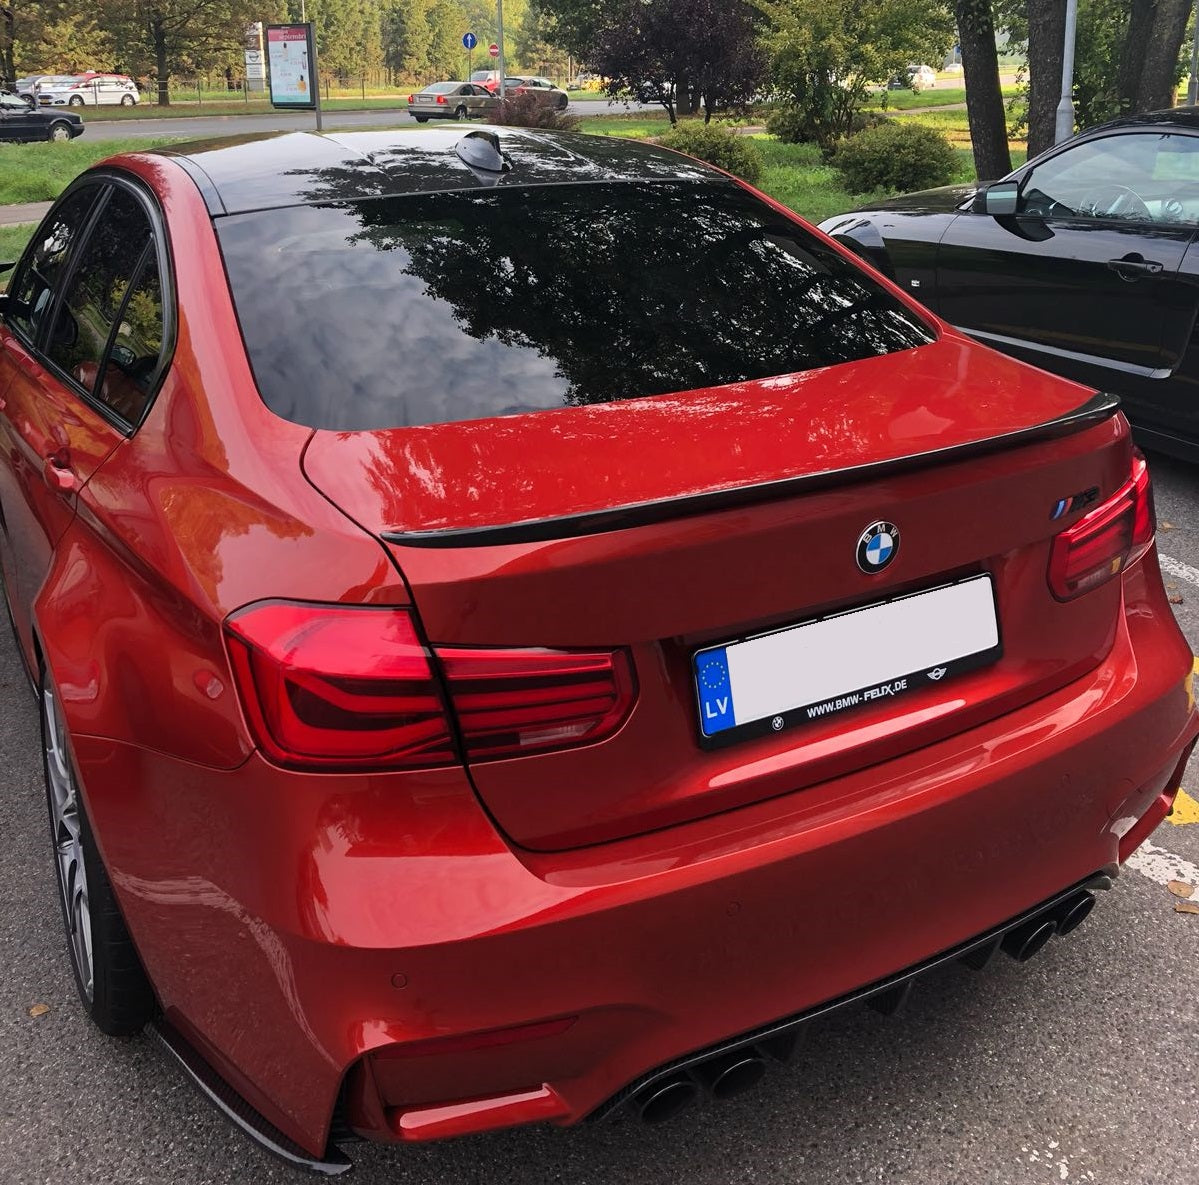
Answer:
[{"left": 78, "top": 558, "right": 1197, "bottom": 1158}]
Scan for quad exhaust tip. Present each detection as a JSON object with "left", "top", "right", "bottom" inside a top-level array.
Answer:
[{"left": 628, "top": 883, "right": 1105, "bottom": 1125}]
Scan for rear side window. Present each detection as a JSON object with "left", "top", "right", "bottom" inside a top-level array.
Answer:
[
  {"left": 7, "top": 185, "right": 99, "bottom": 344},
  {"left": 217, "top": 180, "right": 934, "bottom": 431},
  {"left": 45, "top": 187, "right": 153, "bottom": 417}
]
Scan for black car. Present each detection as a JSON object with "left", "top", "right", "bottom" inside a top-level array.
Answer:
[
  {"left": 0, "top": 90, "right": 83, "bottom": 141},
  {"left": 819, "top": 109, "right": 1199, "bottom": 461}
]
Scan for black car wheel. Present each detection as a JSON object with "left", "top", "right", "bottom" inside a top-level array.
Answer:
[
  {"left": 48, "top": 122, "right": 72, "bottom": 142},
  {"left": 556, "top": 94, "right": 568, "bottom": 110},
  {"left": 414, "top": 115, "right": 429, "bottom": 123},
  {"left": 41, "top": 672, "right": 155, "bottom": 1035},
  {"left": 454, "top": 104, "right": 468, "bottom": 121},
  {"left": 120, "top": 94, "right": 135, "bottom": 106},
  {"left": 67, "top": 94, "right": 83, "bottom": 107}
]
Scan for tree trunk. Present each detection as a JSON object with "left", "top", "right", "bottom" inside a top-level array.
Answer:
[
  {"left": 1117, "top": 0, "right": 1155, "bottom": 111},
  {"left": 1026, "top": 0, "right": 1065, "bottom": 158},
  {"left": 0, "top": 6, "right": 13, "bottom": 91},
  {"left": 955, "top": 0, "right": 1012, "bottom": 180},
  {"left": 676, "top": 71, "right": 695, "bottom": 116},
  {"left": 1133, "top": 0, "right": 1190, "bottom": 110},
  {"left": 153, "top": 18, "right": 170, "bottom": 106}
]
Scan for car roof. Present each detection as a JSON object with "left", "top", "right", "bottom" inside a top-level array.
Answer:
[
  {"left": 1090, "top": 106, "right": 1199, "bottom": 134},
  {"left": 150, "top": 127, "right": 719, "bottom": 216}
]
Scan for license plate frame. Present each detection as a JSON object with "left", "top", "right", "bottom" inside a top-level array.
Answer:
[{"left": 692, "top": 574, "right": 1002, "bottom": 749}]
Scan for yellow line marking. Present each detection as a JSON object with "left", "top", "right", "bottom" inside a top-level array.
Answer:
[{"left": 1169, "top": 790, "right": 1199, "bottom": 826}]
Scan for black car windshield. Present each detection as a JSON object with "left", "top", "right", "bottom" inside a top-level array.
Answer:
[{"left": 216, "top": 179, "right": 935, "bottom": 431}]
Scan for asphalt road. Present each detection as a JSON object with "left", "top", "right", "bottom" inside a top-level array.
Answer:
[
  {"left": 3, "top": 455, "right": 1199, "bottom": 1185},
  {"left": 76, "top": 98, "right": 654, "bottom": 142}
]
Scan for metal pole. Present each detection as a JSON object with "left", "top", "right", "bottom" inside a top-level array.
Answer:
[
  {"left": 1055, "top": 0, "right": 1079, "bottom": 143},
  {"left": 1189, "top": 0, "right": 1199, "bottom": 105},
  {"left": 498, "top": 0, "right": 506, "bottom": 100},
  {"left": 311, "top": 24, "right": 323, "bottom": 132}
]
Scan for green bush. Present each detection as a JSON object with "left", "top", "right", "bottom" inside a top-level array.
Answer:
[
  {"left": 832, "top": 121, "right": 957, "bottom": 194},
  {"left": 766, "top": 104, "right": 890, "bottom": 148},
  {"left": 657, "top": 121, "right": 762, "bottom": 183}
]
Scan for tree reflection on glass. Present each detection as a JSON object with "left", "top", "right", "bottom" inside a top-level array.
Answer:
[{"left": 218, "top": 179, "right": 933, "bottom": 432}]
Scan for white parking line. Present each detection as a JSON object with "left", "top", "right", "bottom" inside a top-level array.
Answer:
[
  {"left": 1159, "top": 552, "right": 1199, "bottom": 587},
  {"left": 1125, "top": 839, "right": 1199, "bottom": 890}
]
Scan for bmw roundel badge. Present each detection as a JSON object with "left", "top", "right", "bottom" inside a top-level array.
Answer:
[{"left": 856, "top": 521, "right": 900, "bottom": 573}]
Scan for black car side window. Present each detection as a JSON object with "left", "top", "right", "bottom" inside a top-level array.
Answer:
[
  {"left": 44, "top": 186, "right": 154, "bottom": 419},
  {"left": 1020, "top": 133, "right": 1199, "bottom": 224},
  {"left": 7, "top": 185, "right": 100, "bottom": 345}
]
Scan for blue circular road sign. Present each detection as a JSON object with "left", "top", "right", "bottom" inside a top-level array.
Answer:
[{"left": 463, "top": 32, "right": 478, "bottom": 50}]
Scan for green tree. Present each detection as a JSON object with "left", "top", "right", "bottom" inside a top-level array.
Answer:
[
  {"left": 9, "top": 1, "right": 113, "bottom": 75},
  {"left": 756, "top": 0, "right": 952, "bottom": 151}
]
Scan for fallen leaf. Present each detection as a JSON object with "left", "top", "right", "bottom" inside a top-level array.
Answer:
[
  {"left": 27, "top": 1004, "right": 49, "bottom": 1018},
  {"left": 1161, "top": 520, "right": 1176, "bottom": 530},
  {"left": 1169, "top": 595, "right": 1185, "bottom": 605},
  {"left": 1174, "top": 901, "right": 1199, "bottom": 915},
  {"left": 1168, "top": 880, "right": 1195, "bottom": 898}
]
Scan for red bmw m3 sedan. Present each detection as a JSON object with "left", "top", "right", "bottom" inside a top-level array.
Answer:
[{"left": 0, "top": 126, "right": 1194, "bottom": 1172}]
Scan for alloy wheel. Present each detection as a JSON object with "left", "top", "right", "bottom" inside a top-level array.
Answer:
[
  {"left": 49, "top": 125, "right": 70, "bottom": 142},
  {"left": 42, "top": 683, "right": 94, "bottom": 1002}
]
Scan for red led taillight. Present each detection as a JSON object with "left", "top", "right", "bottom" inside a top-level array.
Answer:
[
  {"left": 225, "top": 601, "right": 635, "bottom": 771},
  {"left": 226, "top": 603, "right": 456, "bottom": 770},
  {"left": 1047, "top": 452, "right": 1155, "bottom": 601},
  {"left": 436, "top": 94, "right": 447, "bottom": 104},
  {"left": 438, "top": 646, "right": 636, "bottom": 760},
  {"left": 407, "top": 94, "right": 413, "bottom": 104}
]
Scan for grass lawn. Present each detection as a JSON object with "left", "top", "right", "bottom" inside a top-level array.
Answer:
[
  {"left": 0, "top": 223, "right": 35, "bottom": 263},
  {"left": 0, "top": 137, "right": 184, "bottom": 204}
]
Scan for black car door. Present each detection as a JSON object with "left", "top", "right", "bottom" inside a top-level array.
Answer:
[
  {"left": 0, "top": 95, "right": 35, "bottom": 141},
  {"left": 936, "top": 131, "right": 1199, "bottom": 411}
]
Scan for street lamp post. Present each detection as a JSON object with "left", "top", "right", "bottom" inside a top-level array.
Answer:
[
  {"left": 1054, "top": 0, "right": 1079, "bottom": 143},
  {"left": 498, "top": 0, "right": 507, "bottom": 100}
]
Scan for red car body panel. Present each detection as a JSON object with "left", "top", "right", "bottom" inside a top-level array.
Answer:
[{"left": 0, "top": 140, "right": 1195, "bottom": 1161}]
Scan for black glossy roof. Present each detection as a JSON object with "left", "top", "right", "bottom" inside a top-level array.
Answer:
[
  {"left": 1092, "top": 106, "right": 1199, "bottom": 134},
  {"left": 152, "top": 126, "right": 719, "bottom": 216}
]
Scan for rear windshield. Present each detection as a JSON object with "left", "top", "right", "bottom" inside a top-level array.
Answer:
[
  {"left": 422, "top": 82, "right": 460, "bottom": 94},
  {"left": 216, "top": 180, "right": 934, "bottom": 431}
]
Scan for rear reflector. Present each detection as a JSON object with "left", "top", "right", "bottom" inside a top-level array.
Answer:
[
  {"left": 1047, "top": 451, "right": 1154, "bottom": 601},
  {"left": 225, "top": 602, "right": 635, "bottom": 770}
]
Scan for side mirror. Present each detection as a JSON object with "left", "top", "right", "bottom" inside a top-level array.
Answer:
[{"left": 978, "top": 180, "right": 1020, "bottom": 216}]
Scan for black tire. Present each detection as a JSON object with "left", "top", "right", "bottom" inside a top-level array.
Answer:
[
  {"left": 414, "top": 115, "right": 429, "bottom": 123},
  {"left": 67, "top": 94, "right": 84, "bottom": 107},
  {"left": 47, "top": 122, "right": 71, "bottom": 142},
  {"left": 41, "top": 673, "right": 155, "bottom": 1036},
  {"left": 120, "top": 94, "right": 135, "bottom": 106},
  {"left": 454, "top": 104, "right": 468, "bottom": 121},
  {"left": 556, "top": 94, "right": 568, "bottom": 110}
]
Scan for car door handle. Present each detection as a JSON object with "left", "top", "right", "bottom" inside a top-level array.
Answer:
[
  {"left": 42, "top": 449, "right": 77, "bottom": 493},
  {"left": 1107, "top": 254, "right": 1164, "bottom": 280}
]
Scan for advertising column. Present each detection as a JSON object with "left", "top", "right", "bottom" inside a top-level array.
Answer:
[{"left": 266, "top": 22, "right": 322, "bottom": 130}]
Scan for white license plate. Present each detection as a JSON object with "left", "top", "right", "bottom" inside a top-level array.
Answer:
[
  {"left": 693, "top": 575, "right": 1001, "bottom": 745},
  {"left": 417, "top": 96, "right": 434, "bottom": 103}
]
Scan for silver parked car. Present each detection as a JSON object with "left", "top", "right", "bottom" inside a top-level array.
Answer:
[{"left": 408, "top": 82, "right": 500, "bottom": 122}]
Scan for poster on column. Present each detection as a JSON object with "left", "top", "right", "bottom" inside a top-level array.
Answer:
[{"left": 266, "top": 24, "right": 316, "bottom": 109}]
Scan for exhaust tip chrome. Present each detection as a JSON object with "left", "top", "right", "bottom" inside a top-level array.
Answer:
[{"left": 701, "top": 1053, "right": 768, "bottom": 1100}]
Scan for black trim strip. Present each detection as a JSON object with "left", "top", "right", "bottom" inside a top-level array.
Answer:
[
  {"left": 383, "top": 391, "right": 1122, "bottom": 548},
  {"left": 152, "top": 1020, "right": 353, "bottom": 1176}
]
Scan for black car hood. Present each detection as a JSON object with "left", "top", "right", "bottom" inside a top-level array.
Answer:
[{"left": 858, "top": 183, "right": 978, "bottom": 213}]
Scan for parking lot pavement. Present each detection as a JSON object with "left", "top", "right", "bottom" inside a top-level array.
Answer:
[{"left": 2, "top": 452, "right": 1199, "bottom": 1185}]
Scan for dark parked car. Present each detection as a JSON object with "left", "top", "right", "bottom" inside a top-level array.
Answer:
[
  {"left": 819, "top": 109, "right": 1199, "bottom": 461},
  {"left": 0, "top": 91, "right": 83, "bottom": 141},
  {"left": 407, "top": 81, "right": 499, "bottom": 121}
]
